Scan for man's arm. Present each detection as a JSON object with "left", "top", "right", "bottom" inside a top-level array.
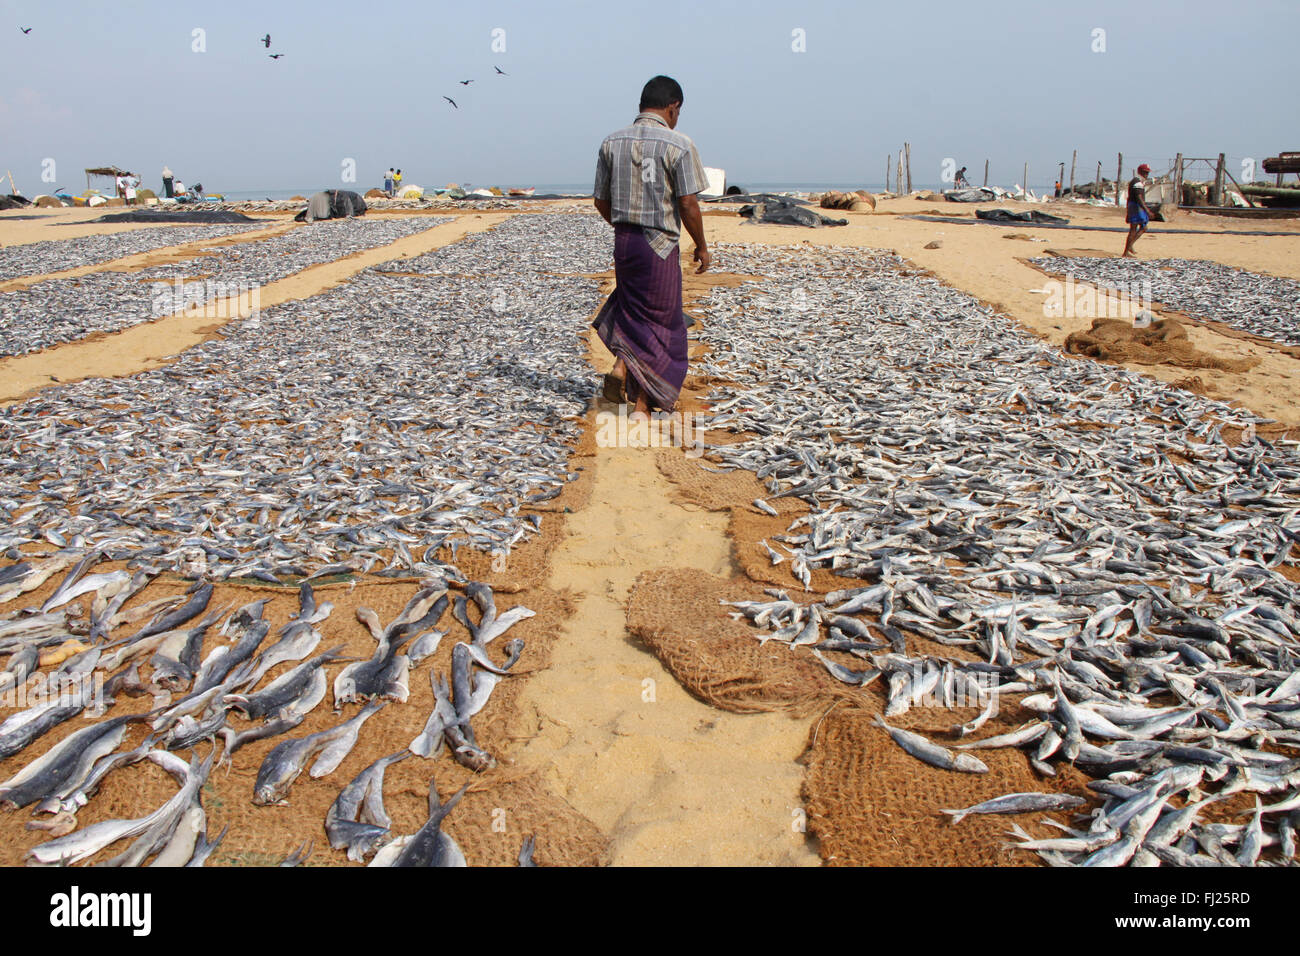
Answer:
[
  {"left": 593, "top": 141, "right": 614, "bottom": 225},
  {"left": 678, "top": 194, "right": 710, "bottom": 273},
  {"left": 1135, "top": 184, "right": 1153, "bottom": 217}
]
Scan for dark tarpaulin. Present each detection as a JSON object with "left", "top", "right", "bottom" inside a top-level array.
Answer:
[
  {"left": 740, "top": 199, "right": 847, "bottom": 227},
  {"left": 975, "top": 208, "right": 1070, "bottom": 225},
  {"left": 944, "top": 187, "right": 998, "bottom": 203},
  {"left": 93, "top": 209, "right": 260, "bottom": 224},
  {"left": 295, "top": 190, "right": 367, "bottom": 222},
  {"left": 0, "top": 195, "right": 32, "bottom": 211}
]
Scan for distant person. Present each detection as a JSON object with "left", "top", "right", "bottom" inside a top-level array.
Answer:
[
  {"left": 175, "top": 180, "right": 186, "bottom": 198},
  {"left": 115, "top": 174, "right": 126, "bottom": 200},
  {"left": 162, "top": 166, "right": 174, "bottom": 198},
  {"left": 384, "top": 167, "right": 394, "bottom": 197},
  {"left": 1122, "top": 163, "right": 1154, "bottom": 258},
  {"left": 1054, "top": 179, "right": 1062, "bottom": 198},
  {"left": 394, "top": 169, "right": 403, "bottom": 194},
  {"left": 592, "top": 74, "right": 709, "bottom": 415},
  {"left": 954, "top": 166, "right": 969, "bottom": 188},
  {"left": 124, "top": 176, "right": 138, "bottom": 206}
]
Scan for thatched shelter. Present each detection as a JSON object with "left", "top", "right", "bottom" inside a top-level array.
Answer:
[{"left": 85, "top": 166, "right": 134, "bottom": 195}]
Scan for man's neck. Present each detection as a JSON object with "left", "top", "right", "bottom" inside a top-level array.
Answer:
[{"left": 638, "top": 108, "right": 672, "bottom": 127}]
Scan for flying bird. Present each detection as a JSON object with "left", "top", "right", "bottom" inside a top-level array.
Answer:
[
  {"left": 261, "top": 34, "right": 271, "bottom": 47},
  {"left": 20, "top": 26, "right": 32, "bottom": 33},
  {"left": 268, "top": 53, "right": 285, "bottom": 59},
  {"left": 494, "top": 65, "right": 507, "bottom": 75},
  {"left": 459, "top": 79, "right": 473, "bottom": 85},
  {"left": 443, "top": 96, "right": 458, "bottom": 109}
]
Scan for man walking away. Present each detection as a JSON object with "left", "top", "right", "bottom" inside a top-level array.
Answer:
[
  {"left": 592, "top": 74, "right": 710, "bottom": 415},
  {"left": 162, "top": 165, "right": 174, "bottom": 198},
  {"left": 1123, "top": 163, "right": 1153, "bottom": 258},
  {"left": 384, "top": 167, "right": 394, "bottom": 197}
]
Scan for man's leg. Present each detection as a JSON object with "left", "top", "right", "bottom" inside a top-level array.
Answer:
[{"left": 1123, "top": 223, "right": 1139, "bottom": 257}]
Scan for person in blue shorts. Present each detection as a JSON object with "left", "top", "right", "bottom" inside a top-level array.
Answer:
[{"left": 1123, "top": 163, "right": 1153, "bottom": 257}]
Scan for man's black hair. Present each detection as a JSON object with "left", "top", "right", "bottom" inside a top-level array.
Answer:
[{"left": 640, "top": 75, "right": 684, "bottom": 111}]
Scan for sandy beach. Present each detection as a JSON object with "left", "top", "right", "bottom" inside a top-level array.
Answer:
[{"left": 1, "top": 194, "right": 1298, "bottom": 868}]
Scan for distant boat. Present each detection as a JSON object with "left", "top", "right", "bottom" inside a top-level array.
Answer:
[{"left": 508, "top": 187, "right": 535, "bottom": 197}]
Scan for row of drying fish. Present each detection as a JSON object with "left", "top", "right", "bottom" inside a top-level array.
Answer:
[
  {"left": 374, "top": 212, "right": 612, "bottom": 276},
  {"left": 1030, "top": 255, "right": 1300, "bottom": 348},
  {"left": 0, "top": 229, "right": 600, "bottom": 581},
  {"left": 0, "top": 558, "right": 534, "bottom": 865},
  {"left": 0, "top": 222, "right": 265, "bottom": 283},
  {"left": 697, "top": 241, "right": 1299, "bottom": 866},
  {"left": 0, "top": 216, "right": 448, "bottom": 358}
]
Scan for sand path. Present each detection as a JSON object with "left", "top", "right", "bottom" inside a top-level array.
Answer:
[
  {"left": 513, "top": 323, "right": 820, "bottom": 866},
  {"left": 0, "top": 212, "right": 513, "bottom": 404}
]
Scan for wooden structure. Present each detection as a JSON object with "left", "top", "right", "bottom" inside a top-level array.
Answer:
[
  {"left": 1173, "top": 155, "right": 1256, "bottom": 210},
  {"left": 85, "top": 166, "right": 133, "bottom": 196},
  {"left": 1262, "top": 152, "right": 1300, "bottom": 186}
]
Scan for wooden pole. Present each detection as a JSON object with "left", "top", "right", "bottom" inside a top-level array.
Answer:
[
  {"left": 1222, "top": 165, "right": 1257, "bottom": 208},
  {"left": 1095, "top": 161, "right": 1101, "bottom": 198},
  {"left": 886, "top": 155, "right": 891, "bottom": 193},
  {"left": 1069, "top": 149, "right": 1077, "bottom": 196},
  {"left": 1116, "top": 153, "right": 1123, "bottom": 205},
  {"left": 1173, "top": 152, "right": 1182, "bottom": 206},
  {"left": 983, "top": 159, "right": 989, "bottom": 187},
  {"left": 1213, "top": 152, "right": 1226, "bottom": 205},
  {"left": 904, "top": 142, "right": 912, "bottom": 193},
  {"left": 1023, "top": 162, "right": 1028, "bottom": 197},
  {"left": 897, "top": 154, "right": 903, "bottom": 195}
]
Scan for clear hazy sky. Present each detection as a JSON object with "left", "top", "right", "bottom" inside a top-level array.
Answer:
[{"left": 2, "top": 0, "right": 1294, "bottom": 193}]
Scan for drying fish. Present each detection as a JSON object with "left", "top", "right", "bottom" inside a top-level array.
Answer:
[
  {"left": 333, "top": 597, "right": 442, "bottom": 706},
  {"left": 407, "top": 629, "right": 445, "bottom": 665},
  {"left": 252, "top": 701, "right": 385, "bottom": 805},
  {"left": 225, "top": 645, "right": 345, "bottom": 721},
  {"left": 941, "top": 792, "right": 1086, "bottom": 824},
  {"left": 184, "top": 823, "right": 228, "bottom": 867},
  {"left": 190, "top": 601, "right": 269, "bottom": 694},
  {"left": 219, "top": 712, "right": 306, "bottom": 762},
  {"left": 325, "top": 750, "right": 410, "bottom": 862},
  {"left": 519, "top": 834, "right": 538, "bottom": 867},
  {"left": 410, "top": 674, "right": 456, "bottom": 758},
  {"left": 1, "top": 218, "right": 440, "bottom": 358},
  {"left": 0, "top": 553, "right": 78, "bottom": 605},
  {"left": 0, "top": 712, "right": 145, "bottom": 809},
  {"left": 279, "top": 838, "right": 314, "bottom": 867},
  {"left": 388, "top": 779, "right": 470, "bottom": 868},
  {"left": 873, "top": 715, "right": 989, "bottom": 774},
  {"left": 26, "top": 750, "right": 212, "bottom": 866}
]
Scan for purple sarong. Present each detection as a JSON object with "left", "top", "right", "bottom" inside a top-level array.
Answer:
[{"left": 592, "top": 224, "right": 688, "bottom": 411}]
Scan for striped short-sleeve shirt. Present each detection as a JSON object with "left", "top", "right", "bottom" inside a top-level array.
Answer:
[{"left": 594, "top": 112, "right": 709, "bottom": 259}]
